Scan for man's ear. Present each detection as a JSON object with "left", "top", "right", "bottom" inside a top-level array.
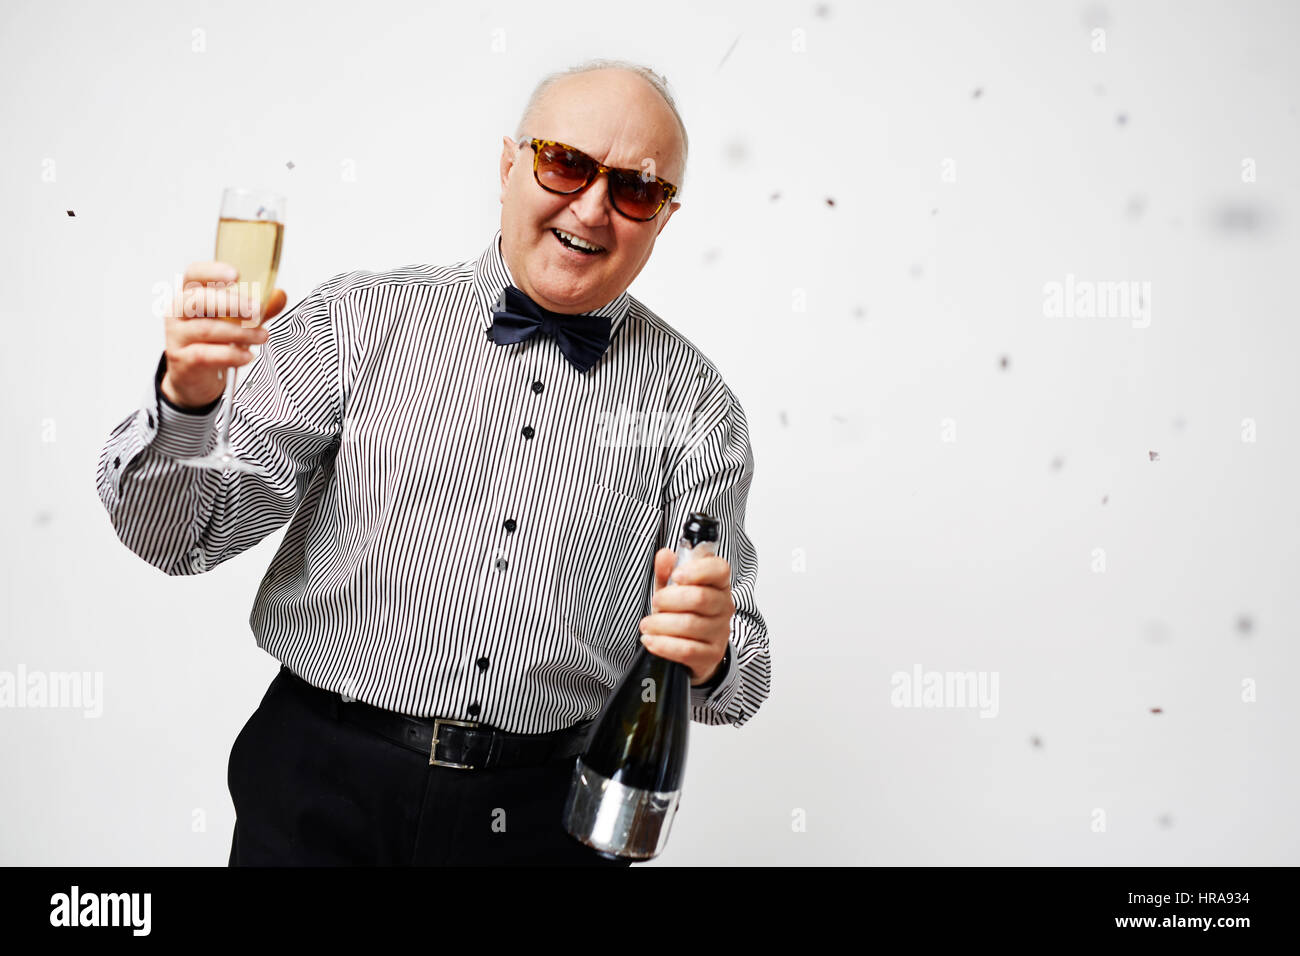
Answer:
[
  {"left": 656, "top": 200, "right": 683, "bottom": 236},
  {"left": 499, "top": 136, "right": 518, "bottom": 202}
]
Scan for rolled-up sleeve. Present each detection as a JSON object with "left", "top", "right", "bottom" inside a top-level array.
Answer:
[
  {"left": 662, "top": 373, "right": 771, "bottom": 728},
  {"left": 94, "top": 284, "right": 343, "bottom": 576}
]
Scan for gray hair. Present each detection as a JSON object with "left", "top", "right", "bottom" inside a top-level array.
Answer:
[{"left": 514, "top": 58, "right": 689, "bottom": 199}]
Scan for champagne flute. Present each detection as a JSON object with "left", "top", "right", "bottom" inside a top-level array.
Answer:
[{"left": 176, "top": 187, "right": 285, "bottom": 474}]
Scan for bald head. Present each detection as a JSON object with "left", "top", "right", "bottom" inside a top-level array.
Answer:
[{"left": 515, "top": 61, "right": 688, "bottom": 197}]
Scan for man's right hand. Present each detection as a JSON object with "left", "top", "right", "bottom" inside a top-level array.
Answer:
[{"left": 160, "top": 262, "right": 289, "bottom": 409}]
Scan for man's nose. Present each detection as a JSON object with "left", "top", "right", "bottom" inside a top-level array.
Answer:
[{"left": 569, "top": 173, "right": 613, "bottom": 224}]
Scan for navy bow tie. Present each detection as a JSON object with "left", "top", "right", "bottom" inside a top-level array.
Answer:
[{"left": 488, "top": 285, "right": 612, "bottom": 374}]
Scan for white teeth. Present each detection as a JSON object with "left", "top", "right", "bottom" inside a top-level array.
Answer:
[{"left": 554, "top": 228, "right": 604, "bottom": 252}]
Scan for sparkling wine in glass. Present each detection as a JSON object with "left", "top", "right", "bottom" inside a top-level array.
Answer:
[{"left": 176, "top": 187, "right": 285, "bottom": 474}]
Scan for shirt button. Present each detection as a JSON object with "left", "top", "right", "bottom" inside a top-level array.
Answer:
[
  {"left": 113, "top": 456, "right": 121, "bottom": 469},
  {"left": 503, "top": 518, "right": 517, "bottom": 533},
  {"left": 146, "top": 413, "right": 154, "bottom": 429},
  {"left": 495, "top": 557, "right": 508, "bottom": 571},
  {"left": 476, "top": 657, "right": 489, "bottom": 671},
  {"left": 485, "top": 327, "right": 493, "bottom": 340},
  {"left": 532, "top": 380, "right": 544, "bottom": 394},
  {"left": 521, "top": 425, "right": 535, "bottom": 439},
  {"left": 467, "top": 702, "right": 481, "bottom": 717}
]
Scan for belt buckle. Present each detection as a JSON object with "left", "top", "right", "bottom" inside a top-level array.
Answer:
[{"left": 430, "top": 717, "right": 479, "bottom": 769}]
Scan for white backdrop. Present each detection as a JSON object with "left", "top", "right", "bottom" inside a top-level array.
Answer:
[{"left": 2, "top": 0, "right": 1297, "bottom": 865}]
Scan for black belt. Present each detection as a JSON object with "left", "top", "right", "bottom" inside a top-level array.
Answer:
[{"left": 276, "top": 665, "right": 593, "bottom": 770}]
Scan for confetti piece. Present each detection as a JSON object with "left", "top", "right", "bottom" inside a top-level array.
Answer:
[
  {"left": 702, "top": 248, "right": 721, "bottom": 265},
  {"left": 1050, "top": 456, "right": 1064, "bottom": 471},
  {"left": 930, "top": 207, "right": 939, "bottom": 215},
  {"left": 1030, "top": 736, "right": 1043, "bottom": 749},
  {"left": 778, "top": 410, "right": 788, "bottom": 428},
  {"left": 1236, "top": 614, "right": 1253, "bottom": 636},
  {"left": 1125, "top": 196, "right": 1146, "bottom": 219},
  {"left": 1150, "top": 707, "right": 1163, "bottom": 714},
  {"left": 33, "top": 511, "right": 53, "bottom": 526},
  {"left": 1211, "top": 202, "right": 1272, "bottom": 235},
  {"left": 1143, "top": 621, "right": 1169, "bottom": 644},
  {"left": 769, "top": 191, "right": 781, "bottom": 202},
  {"left": 1101, "top": 494, "right": 1109, "bottom": 505},
  {"left": 716, "top": 33, "right": 742, "bottom": 71},
  {"left": 723, "top": 138, "right": 748, "bottom": 166},
  {"left": 1148, "top": 450, "right": 1159, "bottom": 461},
  {"left": 1157, "top": 813, "right": 1174, "bottom": 828},
  {"left": 972, "top": 87, "right": 983, "bottom": 99},
  {"left": 999, "top": 355, "right": 1009, "bottom": 370},
  {"left": 825, "top": 197, "right": 836, "bottom": 207},
  {"left": 909, "top": 263, "right": 924, "bottom": 278},
  {"left": 852, "top": 305, "right": 866, "bottom": 320},
  {"left": 66, "top": 210, "right": 75, "bottom": 217},
  {"left": 813, "top": 3, "right": 831, "bottom": 17},
  {"left": 1116, "top": 112, "right": 1128, "bottom": 126},
  {"left": 286, "top": 160, "right": 295, "bottom": 170}
]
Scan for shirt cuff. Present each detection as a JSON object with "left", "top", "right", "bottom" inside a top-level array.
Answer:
[
  {"left": 151, "top": 352, "right": 221, "bottom": 457},
  {"left": 690, "top": 639, "right": 732, "bottom": 707}
]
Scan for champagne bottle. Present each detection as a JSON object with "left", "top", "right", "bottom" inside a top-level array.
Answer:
[{"left": 563, "top": 511, "right": 721, "bottom": 861}]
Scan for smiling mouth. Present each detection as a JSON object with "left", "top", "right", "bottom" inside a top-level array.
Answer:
[{"left": 550, "top": 228, "right": 606, "bottom": 255}]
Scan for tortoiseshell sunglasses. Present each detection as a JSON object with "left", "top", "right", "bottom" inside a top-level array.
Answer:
[{"left": 519, "top": 137, "right": 678, "bottom": 222}]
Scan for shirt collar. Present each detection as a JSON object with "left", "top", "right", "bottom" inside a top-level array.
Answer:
[{"left": 471, "top": 228, "right": 633, "bottom": 343}]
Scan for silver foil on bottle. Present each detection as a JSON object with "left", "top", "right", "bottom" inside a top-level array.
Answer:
[{"left": 562, "top": 758, "right": 681, "bottom": 861}]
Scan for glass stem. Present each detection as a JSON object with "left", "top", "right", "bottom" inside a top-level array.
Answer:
[{"left": 217, "top": 364, "right": 238, "bottom": 453}]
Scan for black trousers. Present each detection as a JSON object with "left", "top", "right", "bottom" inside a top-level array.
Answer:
[{"left": 227, "top": 665, "right": 632, "bottom": 866}]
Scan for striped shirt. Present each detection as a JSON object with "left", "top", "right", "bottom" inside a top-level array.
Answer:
[{"left": 95, "top": 228, "right": 770, "bottom": 734}]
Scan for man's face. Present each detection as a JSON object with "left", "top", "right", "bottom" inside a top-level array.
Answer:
[{"left": 498, "top": 69, "right": 684, "bottom": 314}]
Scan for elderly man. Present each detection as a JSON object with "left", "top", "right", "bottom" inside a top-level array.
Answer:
[{"left": 95, "top": 59, "right": 770, "bottom": 866}]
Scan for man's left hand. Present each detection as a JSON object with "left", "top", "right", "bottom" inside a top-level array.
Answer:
[{"left": 638, "top": 548, "right": 735, "bottom": 685}]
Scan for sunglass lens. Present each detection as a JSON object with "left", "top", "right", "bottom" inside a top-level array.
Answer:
[
  {"left": 536, "top": 144, "right": 592, "bottom": 192},
  {"left": 611, "top": 170, "right": 665, "bottom": 220}
]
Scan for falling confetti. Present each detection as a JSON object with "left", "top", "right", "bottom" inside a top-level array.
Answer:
[
  {"left": 825, "top": 197, "right": 836, "bottom": 207},
  {"left": 1143, "top": 621, "right": 1170, "bottom": 644},
  {"left": 702, "top": 248, "right": 721, "bottom": 265},
  {"left": 1030, "top": 735, "right": 1043, "bottom": 749},
  {"left": 723, "top": 138, "right": 748, "bottom": 166},
  {"left": 999, "top": 355, "right": 1009, "bottom": 370},
  {"left": 813, "top": 3, "right": 832, "bottom": 17},
  {"left": 909, "top": 263, "right": 924, "bottom": 278},
  {"left": 1082, "top": 4, "right": 1111, "bottom": 28},
  {"left": 33, "top": 511, "right": 53, "bottom": 526},
  {"left": 769, "top": 191, "right": 781, "bottom": 202},
  {"left": 255, "top": 205, "right": 266, "bottom": 218},
  {"left": 716, "top": 34, "right": 742, "bottom": 71},
  {"left": 931, "top": 207, "right": 939, "bottom": 215},
  {"left": 1125, "top": 196, "right": 1146, "bottom": 219},
  {"left": 1101, "top": 494, "right": 1109, "bottom": 505},
  {"left": 1116, "top": 112, "right": 1128, "bottom": 126},
  {"left": 66, "top": 210, "right": 75, "bottom": 217},
  {"left": 285, "top": 160, "right": 295, "bottom": 170},
  {"left": 1236, "top": 614, "right": 1253, "bottom": 636},
  {"left": 852, "top": 305, "right": 866, "bottom": 320},
  {"left": 778, "top": 410, "right": 789, "bottom": 428},
  {"left": 1050, "top": 456, "right": 1064, "bottom": 472},
  {"left": 972, "top": 87, "right": 983, "bottom": 99},
  {"left": 1157, "top": 813, "right": 1174, "bottom": 828},
  {"left": 1210, "top": 201, "right": 1273, "bottom": 235},
  {"left": 1150, "top": 707, "right": 1163, "bottom": 714},
  {"left": 1148, "top": 450, "right": 1159, "bottom": 461}
]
